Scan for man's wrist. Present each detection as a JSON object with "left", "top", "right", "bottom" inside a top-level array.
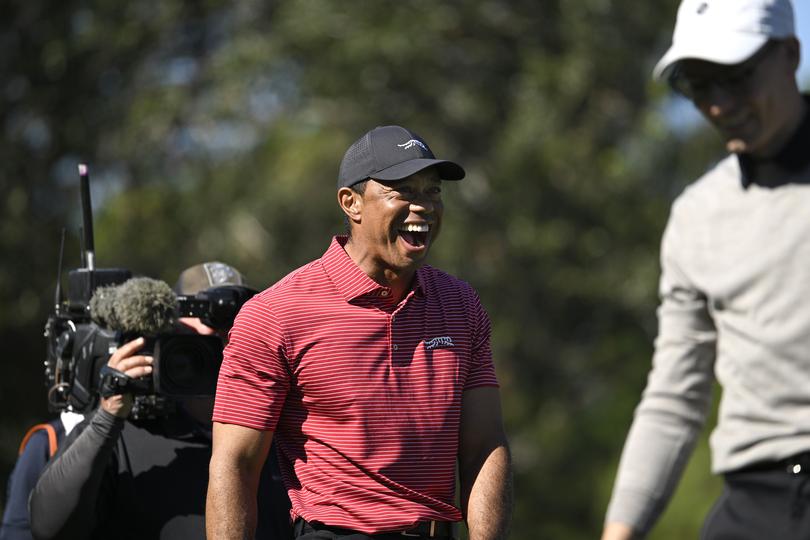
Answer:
[
  {"left": 101, "top": 394, "right": 133, "bottom": 418},
  {"left": 602, "top": 521, "right": 638, "bottom": 540},
  {"left": 91, "top": 407, "right": 127, "bottom": 441}
]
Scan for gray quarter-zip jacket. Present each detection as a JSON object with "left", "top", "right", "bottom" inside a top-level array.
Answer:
[{"left": 605, "top": 139, "right": 810, "bottom": 534}]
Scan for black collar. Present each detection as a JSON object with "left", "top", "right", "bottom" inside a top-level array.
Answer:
[{"left": 738, "top": 95, "right": 810, "bottom": 188}]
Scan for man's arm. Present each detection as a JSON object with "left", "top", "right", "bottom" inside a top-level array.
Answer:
[
  {"left": 206, "top": 422, "right": 274, "bottom": 540},
  {"left": 29, "top": 337, "right": 152, "bottom": 540},
  {"left": 602, "top": 206, "right": 717, "bottom": 539},
  {"left": 458, "top": 386, "right": 512, "bottom": 540},
  {"left": 29, "top": 411, "right": 122, "bottom": 540}
]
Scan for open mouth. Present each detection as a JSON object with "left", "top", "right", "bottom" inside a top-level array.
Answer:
[{"left": 398, "top": 223, "right": 430, "bottom": 249}]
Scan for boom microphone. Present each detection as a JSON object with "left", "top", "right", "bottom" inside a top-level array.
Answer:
[{"left": 89, "top": 277, "right": 177, "bottom": 335}]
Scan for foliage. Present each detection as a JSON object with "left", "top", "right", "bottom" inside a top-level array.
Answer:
[{"left": 1, "top": 1, "right": 732, "bottom": 537}]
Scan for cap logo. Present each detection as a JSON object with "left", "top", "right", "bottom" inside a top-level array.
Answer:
[
  {"left": 203, "top": 262, "right": 240, "bottom": 287},
  {"left": 397, "top": 139, "right": 428, "bottom": 151},
  {"left": 696, "top": 2, "right": 708, "bottom": 14}
]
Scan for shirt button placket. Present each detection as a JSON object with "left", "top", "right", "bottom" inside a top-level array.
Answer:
[{"left": 387, "top": 313, "right": 394, "bottom": 365}]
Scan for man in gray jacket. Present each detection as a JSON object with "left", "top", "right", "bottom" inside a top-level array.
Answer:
[{"left": 602, "top": 0, "right": 810, "bottom": 538}]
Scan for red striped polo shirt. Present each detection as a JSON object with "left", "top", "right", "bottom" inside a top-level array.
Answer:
[{"left": 213, "top": 236, "right": 499, "bottom": 533}]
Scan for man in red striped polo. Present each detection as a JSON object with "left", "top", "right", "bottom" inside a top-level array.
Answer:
[{"left": 207, "top": 125, "right": 513, "bottom": 540}]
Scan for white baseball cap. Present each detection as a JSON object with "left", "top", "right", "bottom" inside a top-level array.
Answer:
[{"left": 653, "top": 0, "right": 795, "bottom": 80}]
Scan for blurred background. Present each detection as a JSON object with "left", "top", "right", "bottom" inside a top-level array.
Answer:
[{"left": 2, "top": 1, "right": 808, "bottom": 538}]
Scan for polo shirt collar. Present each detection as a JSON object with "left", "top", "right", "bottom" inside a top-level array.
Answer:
[
  {"left": 738, "top": 94, "right": 810, "bottom": 188},
  {"left": 321, "top": 236, "right": 425, "bottom": 303}
]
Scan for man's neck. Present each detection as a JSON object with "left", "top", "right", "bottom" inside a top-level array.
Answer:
[
  {"left": 738, "top": 94, "right": 810, "bottom": 187},
  {"left": 751, "top": 96, "right": 808, "bottom": 160},
  {"left": 380, "top": 268, "right": 417, "bottom": 303},
  {"left": 343, "top": 238, "right": 417, "bottom": 302}
]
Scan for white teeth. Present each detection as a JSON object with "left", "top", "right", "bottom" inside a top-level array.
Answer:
[{"left": 402, "top": 223, "right": 429, "bottom": 232}]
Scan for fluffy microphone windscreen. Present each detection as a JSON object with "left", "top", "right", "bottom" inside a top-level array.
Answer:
[
  {"left": 90, "top": 277, "right": 178, "bottom": 335},
  {"left": 114, "top": 277, "right": 178, "bottom": 335},
  {"left": 89, "top": 284, "right": 120, "bottom": 328}
]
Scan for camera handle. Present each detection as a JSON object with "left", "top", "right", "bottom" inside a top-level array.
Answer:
[{"left": 98, "top": 364, "right": 151, "bottom": 398}]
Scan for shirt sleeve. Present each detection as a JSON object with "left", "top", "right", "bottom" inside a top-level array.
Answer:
[
  {"left": 29, "top": 410, "right": 123, "bottom": 540},
  {"left": 463, "top": 287, "right": 499, "bottom": 390},
  {"left": 212, "top": 296, "right": 291, "bottom": 431},
  {"left": 605, "top": 201, "right": 717, "bottom": 534}
]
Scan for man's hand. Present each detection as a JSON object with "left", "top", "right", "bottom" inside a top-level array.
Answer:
[
  {"left": 100, "top": 337, "right": 153, "bottom": 418},
  {"left": 601, "top": 522, "right": 637, "bottom": 540}
]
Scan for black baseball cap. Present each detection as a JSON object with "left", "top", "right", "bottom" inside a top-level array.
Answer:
[{"left": 338, "top": 125, "right": 466, "bottom": 188}]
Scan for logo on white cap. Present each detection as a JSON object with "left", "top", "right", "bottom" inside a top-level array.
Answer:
[{"left": 397, "top": 139, "right": 428, "bottom": 151}]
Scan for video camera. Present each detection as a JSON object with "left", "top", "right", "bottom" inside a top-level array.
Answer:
[{"left": 43, "top": 165, "right": 256, "bottom": 418}]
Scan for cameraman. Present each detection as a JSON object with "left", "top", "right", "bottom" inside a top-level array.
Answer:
[{"left": 28, "top": 262, "right": 291, "bottom": 540}]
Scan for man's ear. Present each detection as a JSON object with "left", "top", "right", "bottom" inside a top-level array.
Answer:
[
  {"left": 783, "top": 37, "right": 802, "bottom": 73},
  {"left": 337, "top": 187, "right": 362, "bottom": 224}
]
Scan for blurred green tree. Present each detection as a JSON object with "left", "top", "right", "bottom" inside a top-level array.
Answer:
[{"left": 0, "top": 1, "right": 732, "bottom": 538}]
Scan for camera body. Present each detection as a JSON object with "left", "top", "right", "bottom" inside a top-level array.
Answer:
[{"left": 44, "top": 268, "right": 255, "bottom": 416}]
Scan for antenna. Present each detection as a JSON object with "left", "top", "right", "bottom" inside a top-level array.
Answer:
[
  {"left": 54, "top": 228, "right": 66, "bottom": 312},
  {"left": 78, "top": 163, "right": 95, "bottom": 270},
  {"left": 78, "top": 226, "right": 85, "bottom": 268}
]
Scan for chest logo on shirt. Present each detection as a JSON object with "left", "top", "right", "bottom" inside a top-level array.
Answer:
[{"left": 424, "top": 336, "right": 454, "bottom": 350}]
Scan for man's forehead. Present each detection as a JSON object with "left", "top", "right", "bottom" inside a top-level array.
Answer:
[
  {"left": 677, "top": 58, "right": 733, "bottom": 77},
  {"left": 676, "top": 41, "right": 776, "bottom": 78}
]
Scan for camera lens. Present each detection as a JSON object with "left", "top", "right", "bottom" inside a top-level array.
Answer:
[
  {"left": 153, "top": 335, "right": 222, "bottom": 397},
  {"left": 163, "top": 346, "right": 204, "bottom": 390}
]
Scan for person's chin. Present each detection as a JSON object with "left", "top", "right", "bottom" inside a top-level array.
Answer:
[
  {"left": 726, "top": 133, "right": 773, "bottom": 156},
  {"left": 722, "top": 126, "right": 758, "bottom": 154},
  {"left": 720, "top": 121, "right": 760, "bottom": 154},
  {"left": 394, "top": 251, "right": 429, "bottom": 273},
  {"left": 399, "top": 252, "right": 429, "bottom": 270},
  {"left": 725, "top": 137, "right": 749, "bottom": 154}
]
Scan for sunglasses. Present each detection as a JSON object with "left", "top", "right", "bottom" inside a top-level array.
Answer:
[{"left": 668, "top": 40, "right": 779, "bottom": 101}]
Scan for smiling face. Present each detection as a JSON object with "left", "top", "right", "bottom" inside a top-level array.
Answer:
[
  {"left": 339, "top": 167, "right": 443, "bottom": 286},
  {"left": 673, "top": 38, "right": 803, "bottom": 157}
]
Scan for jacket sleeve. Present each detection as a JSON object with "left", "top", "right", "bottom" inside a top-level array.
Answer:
[
  {"left": 29, "top": 410, "right": 125, "bottom": 540},
  {"left": 604, "top": 200, "right": 718, "bottom": 535}
]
